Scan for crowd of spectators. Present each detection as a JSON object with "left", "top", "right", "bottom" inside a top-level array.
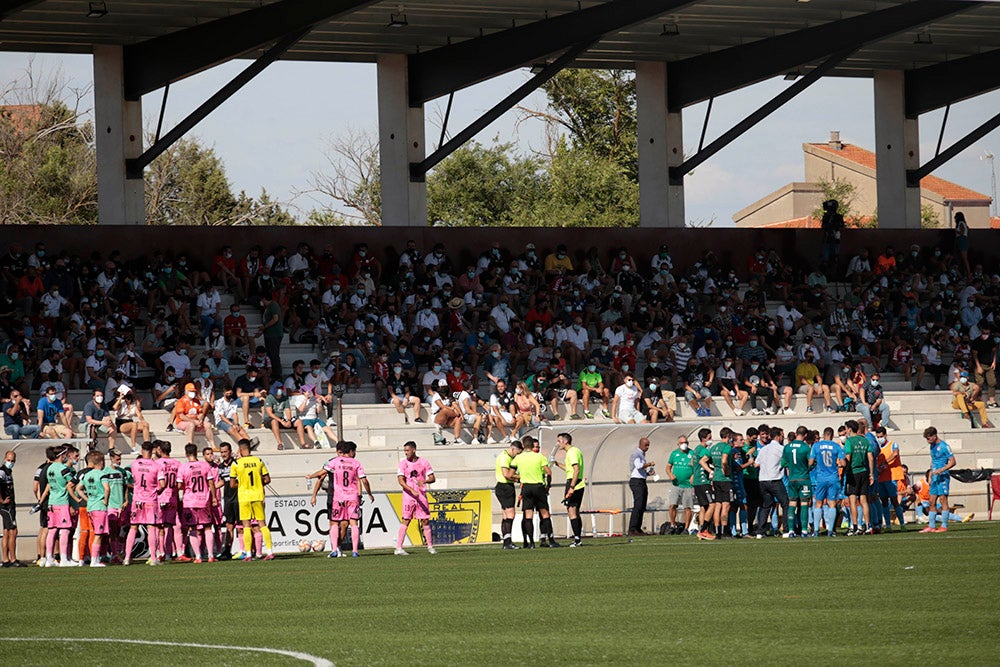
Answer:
[{"left": 0, "top": 217, "right": 996, "bottom": 446}]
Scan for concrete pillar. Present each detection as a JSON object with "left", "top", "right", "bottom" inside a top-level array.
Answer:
[
  {"left": 874, "top": 70, "right": 920, "bottom": 228},
  {"left": 377, "top": 54, "right": 427, "bottom": 226},
  {"left": 636, "top": 61, "right": 685, "bottom": 228},
  {"left": 93, "top": 45, "right": 144, "bottom": 225}
]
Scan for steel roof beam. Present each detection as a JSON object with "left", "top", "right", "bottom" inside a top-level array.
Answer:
[
  {"left": 906, "top": 48, "right": 1000, "bottom": 117},
  {"left": 667, "top": 0, "right": 980, "bottom": 111},
  {"left": 123, "top": 0, "right": 375, "bottom": 100},
  {"left": 407, "top": 0, "right": 698, "bottom": 106}
]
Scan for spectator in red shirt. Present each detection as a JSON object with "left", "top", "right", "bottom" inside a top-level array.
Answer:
[
  {"left": 16, "top": 265, "right": 45, "bottom": 313},
  {"left": 223, "top": 303, "right": 253, "bottom": 361},
  {"left": 212, "top": 245, "right": 242, "bottom": 301}
]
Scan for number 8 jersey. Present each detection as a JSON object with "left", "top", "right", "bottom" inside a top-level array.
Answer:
[{"left": 323, "top": 456, "right": 366, "bottom": 504}]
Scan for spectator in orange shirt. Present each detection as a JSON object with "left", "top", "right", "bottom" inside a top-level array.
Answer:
[
  {"left": 875, "top": 246, "right": 896, "bottom": 275},
  {"left": 172, "top": 382, "right": 216, "bottom": 448}
]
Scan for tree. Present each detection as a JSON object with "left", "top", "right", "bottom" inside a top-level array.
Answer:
[
  {"left": 811, "top": 178, "right": 875, "bottom": 228},
  {"left": 0, "top": 63, "right": 97, "bottom": 224},
  {"left": 525, "top": 69, "right": 638, "bottom": 180},
  {"left": 144, "top": 137, "right": 238, "bottom": 225},
  {"left": 522, "top": 140, "right": 638, "bottom": 227},
  {"left": 427, "top": 141, "right": 545, "bottom": 226},
  {"left": 306, "top": 129, "right": 381, "bottom": 225}
]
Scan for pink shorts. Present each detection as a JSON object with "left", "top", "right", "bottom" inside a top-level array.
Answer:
[
  {"left": 130, "top": 501, "right": 162, "bottom": 526},
  {"left": 182, "top": 507, "right": 212, "bottom": 527},
  {"left": 330, "top": 499, "right": 359, "bottom": 522},
  {"left": 402, "top": 497, "right": 430, "bottom": 521},
  {"left": 176, "top": 420, "right": 206, "bottom": 432},
  {"left": 89, "top": 510, "right": 109, "bottom": 535},
  {"left": 47, "top": 504, "right": 73, "bottom": 529},
  {"left": 160, "top": 503, "right": 178, "bottom": 526}
]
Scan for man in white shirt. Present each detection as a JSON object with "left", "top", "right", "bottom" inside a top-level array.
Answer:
[
  {"left": 160, "top": 343, "right": 192, "bottom": 380},
  {"left": 753, "top": 427, "right": 790, "bottom": 538},
  {"left": 776, "top": 300, "right": 805, "bottom": 333},
  {"left": 287, "top": 243, "right": 311, "bottom": 276},
  {"left": 39, "top": 285, "right": 68, "bottom": 319},
  {"left": 563, "top": 317, "right": 590, "bottom": 371},
  {"left": 612, "top": 375, "right": 642, "bottom": 424},
  {"left": 422, "top": 362, "right": 447, "bottom": 397},
  {"left": 197, "top": 285, "right": 223, "bottom": 339},
  {"left": 627, "top": 437, "right": 656, "bottom": 535},
  {"left": 489, "top": 298, "right": 515, "bottom": 334},
  {"left": 214, "top": 388, "right": 250, "bottom": 445},
  {"left": 412, "top": 305, "right": 440, "bottom": 337}
]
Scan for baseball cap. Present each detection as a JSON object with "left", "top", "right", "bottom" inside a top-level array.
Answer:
[{"left": 184, "top": 382, "right": 196, "bottom": 392}]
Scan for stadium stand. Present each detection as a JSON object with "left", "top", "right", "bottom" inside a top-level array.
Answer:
[{"left": 2, "top": 225, "right": 998, "bottom": 553}]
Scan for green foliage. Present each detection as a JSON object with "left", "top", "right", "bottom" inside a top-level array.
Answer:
[
  {"left": 540, "top": 69, "right": 638, "bottom": 180},
  {"left": 232, "top": 188, "right": 297, "bottom": 226},
  {"left": 145, "top": 138, "right": 237, "bottom": 225},
  {"left": 427, "top": 141, "right": 545, "bottom": 226},
  {"left": 0, "top": 101, "right": 97, "bottom": 224},
  {"left": 812, "top": 178, "right": 858, "bottom": 221},
  {"left": 921, "top": 204, "right": 941, "bottom": 229}
]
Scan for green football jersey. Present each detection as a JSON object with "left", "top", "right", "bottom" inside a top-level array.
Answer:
[
  {"left": 495, "top": 451, "right": 514, "bottom": 485},
  {"left": 578, "top": 370, "right": 603, "bottom": 390},
  {"left": 45, "top": 462, "right": 73, "bottom": 506},
  {"left": 667, "top": 449, "right": 694, "bottom": 488},
  {"left": 845, "top": 436, "right": 871, "bottom": 474},
  {"left": 781, "top": 440, "right": 812, "bottom": 481},
  {"left": 105, "top": 465, "right": 130, "bottom": 509},
  {"left": 692, "top": 444, "right": 712, "bottom": 486},
  {"left": 709, "top": 441, "right": 732, "bottom": 482},
  {"left": 79, "top": 468, "right": 109, "bottom": 512}
]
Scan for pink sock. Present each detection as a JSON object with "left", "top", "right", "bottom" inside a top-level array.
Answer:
[
  {"left": 174, "top": 527, "right": 185, "bottom": 557},
  {"left": 59, "top": 530, "right": 70, "bottom": 561},
  {"left": 124, "top": 529, "right": 136, "bottom": 560},
  {"left": 189, "top": 532, "right": 201, "bottom": 559},
  {"left": 46, "top": 529, "right": 56, "bottom": 560},
  {"left": 253, "top": 530, "right": 263, "bottom": 556},
  {"left": 328, "top": 526, "right": 338, "bottom": 551},
  {"left": 205, "top": 530, "right": 215, "bottom": 558},
  {"left": 396, "top": 524, "right": 408, "bottom": 549},
  {"left": 147, "top": 528, "right": 159, "bottom": 560},
  {"left": 350, "top": 524, "right": 359, "bottom": 553},
  {"left": 422, "top": 524, "right": 433, "bottom": 548},
  {"left": 91, "top": 541, "right": 101, "bottom": 562}
]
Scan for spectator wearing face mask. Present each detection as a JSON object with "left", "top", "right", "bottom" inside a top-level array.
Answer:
[
  {"left": 172, "top": 382, "right": 215, "bottom": 448},
  {"left": 544, "top": 244, "right": 573, "bottom": 278},
  {"left": 611, "top": 375, "right": 642, "bottom": 424},
  {"left": 971, "top": 324, "right": 998, "bottom": 408},
  {"left": 950, "top": 371, "right": 994, "bottom": 428},
  {"left": 857, "top": 372, "right": 890, "bottom": 428}
]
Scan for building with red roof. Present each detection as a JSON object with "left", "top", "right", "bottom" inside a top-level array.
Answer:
[{"left": 734, "top": 132, "right": 992, "bottom": 228}]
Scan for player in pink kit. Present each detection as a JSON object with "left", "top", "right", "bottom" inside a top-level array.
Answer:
[
  {"left": 124, "top": 442, "right": 162, "bottom": 566},
  {"left": 155, "top": 441, "right": 184, "bottom": 561},
  {"left": 307, "top": 440, "right": 373, "bottom": 558},
  {"left": 178, "top": 444, "right": 220, "bottom": 563},
  {"left": 395, "top": 440, "right": 437, "bottom": 556}
]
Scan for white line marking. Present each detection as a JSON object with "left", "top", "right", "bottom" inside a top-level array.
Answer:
[{"left": 0, "top": 637, "right": 333, "bottom": 667}]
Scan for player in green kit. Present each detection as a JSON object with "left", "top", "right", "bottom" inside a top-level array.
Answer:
[
  {"left": 104, "top": 450, "right": 131, "bottom": 562},
  {"left": 552, "top": 432, "right": 586, "bottom": 546},
  {"left": 843, "top": 419, "right": 874, "bottom": 535},
  {"left": 76, "top": 452, "right": 111, "bottom": 567},
  {"left": 665, "top": 436, "right": 695, "bottom": 534},
  {"left": 511, "top": 441, "right": 556, "bottom": 548},
  {"left": 692, "top": 428, "right": 716, "bottom": 540},
  {"left": 781, "top": 426, "right": 813, "bottom": 537},
  {"left": 708, "top": 427, "right": 733, "bottom": 539}
]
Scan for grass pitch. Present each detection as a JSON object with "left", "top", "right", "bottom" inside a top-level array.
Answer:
[{"left": 2, "top": 523, "right": 998, "bottom": 666}]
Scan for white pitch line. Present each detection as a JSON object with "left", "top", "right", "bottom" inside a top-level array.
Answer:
[{"left": 0, "top": 637, "right": 333, "bottom": 667}]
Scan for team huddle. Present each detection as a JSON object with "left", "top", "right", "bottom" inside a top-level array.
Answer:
[
  {"left": 662, "top": 419, "right": 959, "bottom": 540},
  {"left": 33, "top": 438, "right": 275, "bottom": 567}
]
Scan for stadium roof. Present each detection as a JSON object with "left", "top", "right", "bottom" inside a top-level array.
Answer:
[{"left": 2, "top": 1, "right": 1000, "bottom": 100}]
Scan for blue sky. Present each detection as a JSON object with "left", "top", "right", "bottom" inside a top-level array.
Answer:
[{"left": 2, "top": 51, "right": 998, "bottom": 226}]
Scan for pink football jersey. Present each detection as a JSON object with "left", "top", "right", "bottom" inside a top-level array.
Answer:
[
  {"left": 156, "top": 457, "right": 180, "bottom": 504},
  {"left": 397, "top": 457, "right": 434, "bottom": 501},
  {"left": 131, "top": 458, "right": 160, "bottom": 503},
  {"left": 179, "top": 460, "right": 217, "bottom": 509},
  {"left": 324, "top": 456, "right": 366, "bottom": 503}
]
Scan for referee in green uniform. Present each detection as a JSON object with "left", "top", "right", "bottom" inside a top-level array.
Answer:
[
  {"left": 495, "top": 440, "right": 524, "bottom": 550},
  {"left": 511, "top": 439, "right": 558, "bottom": 548},
  {"left": 553, "top": 432, "right": 586, "bottom": 547}
]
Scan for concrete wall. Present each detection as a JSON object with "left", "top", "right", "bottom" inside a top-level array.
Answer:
[{"left": 733, "top": 182, "right": 824, "bottom": 227}]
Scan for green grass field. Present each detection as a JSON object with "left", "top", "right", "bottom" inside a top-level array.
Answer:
[{"left": 2, "top": 524, "right": 999, "bottom": 666}]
